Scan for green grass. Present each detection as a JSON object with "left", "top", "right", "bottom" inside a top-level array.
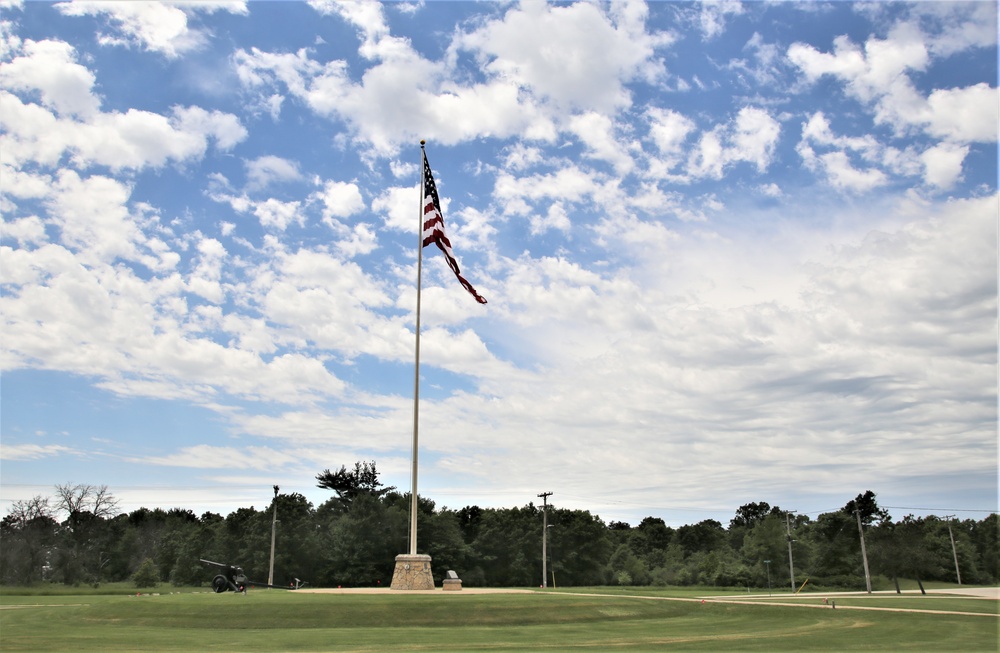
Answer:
[
  {"left": 1, "top": 587, "right": 996, "bottom": 652},
  {"left": 0, "top": 582, "right": 204, "bottom": 597}
]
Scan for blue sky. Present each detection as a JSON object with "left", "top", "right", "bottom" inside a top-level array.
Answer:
[{"left": 1, "top": 0, "right": 997, "bottom": 528}]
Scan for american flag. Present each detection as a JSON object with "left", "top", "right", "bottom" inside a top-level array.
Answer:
[{"left": 421, "top": 150, "right": 487, "bottom": 304}]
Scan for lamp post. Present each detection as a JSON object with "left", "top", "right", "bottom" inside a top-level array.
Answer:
[
  {"left": 944, "top": 515, "right": 962, "bottom": 585},
  {"left": 267, "top": 485, "right": 279, "bottom": 588},
  {"left": 854, "top": 509, "right": 872, "bottom": 594},
  {"left": 785, "top": 511, "right": 796, "bottom": 592},
  {"left": 537, "top": 492, "right": 552, "bottom": 588},
  {"left": 764, "top": 560, "right": 771, "bottom": 596}
]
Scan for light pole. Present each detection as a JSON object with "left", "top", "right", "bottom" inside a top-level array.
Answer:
[
  {"left": 547, "top": 524, "right": 556, "bottom": 588},
  {"left": 944, "top": 515, "right": 962, "bottom": 585},
  {"left": 764, "top": 560, "right": 771, "bottom": 596},
  {"left": 267, "top": 485, "right": 279, "bottom": 588},
  {"left": 538, "top": 492, "right": 552, "bottom": 588},
  {"left": 853, "top": 509, "right": 872, "bottom": 593},
  {"left": 785, "top": 511, "right": 796, "bottom": 592}
]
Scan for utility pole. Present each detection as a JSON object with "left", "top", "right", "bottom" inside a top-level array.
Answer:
[
  {"left": 854, "top": 508, "right": 872, "bottom": 593},
  {"left": 268, "top": 485, "right": 279, "bottom": 588},
  {"left": 785, "top": 511, "right": 796, "bottom": 592},
  {"left": 944, "top": 515, "right": 962, "bottom": 585},
  {"left": 538, "top": 492, "right": 552, "bottom": 588}
]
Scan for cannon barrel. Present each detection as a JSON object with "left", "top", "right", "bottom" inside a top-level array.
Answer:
[{"left": 200, "top": 558, "right": 237, "bottom": 570}]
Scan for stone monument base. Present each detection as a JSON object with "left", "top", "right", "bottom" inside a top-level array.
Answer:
[
  {"left": 390, "top": 554, "right": 435, "bottom": 590},
  {"left": 443, "top": 569, "right": 462, "bottom": 590}
]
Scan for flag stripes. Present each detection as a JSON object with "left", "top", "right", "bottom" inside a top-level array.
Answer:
[{"left": 421, "top": 150, "right": 487, "bottom": 304}]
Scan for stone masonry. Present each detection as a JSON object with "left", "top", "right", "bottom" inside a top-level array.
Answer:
[{"left": 389, "top": 553, "right": 435, "bottom": 590}]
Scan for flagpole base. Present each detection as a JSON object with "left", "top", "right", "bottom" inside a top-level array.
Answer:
[{"left": 390, "top": 554, "right": 435, "bottom": 590}]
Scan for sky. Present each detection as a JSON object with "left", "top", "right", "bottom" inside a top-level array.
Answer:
[{"left": 1, "top": 0, "right": 997, "bottom": 530}]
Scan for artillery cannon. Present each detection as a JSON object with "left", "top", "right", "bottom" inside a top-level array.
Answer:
[
  {"left": 200, "top": 559, "right": 249, "bottom": 593},
  {"left": 200, "top": 559, "right": 305, "bottom": 593}
]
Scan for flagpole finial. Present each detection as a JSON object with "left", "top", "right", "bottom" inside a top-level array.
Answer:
[{"left": 420, "top": 139, "right": 426, "bottom": 146}]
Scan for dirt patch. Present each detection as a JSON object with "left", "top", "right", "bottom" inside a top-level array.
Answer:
[{"left": 296, "top": 587, "right": 536, "bottom": 595}]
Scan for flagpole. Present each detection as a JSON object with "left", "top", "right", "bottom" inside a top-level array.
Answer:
[{"left": 409, "top": 140, "right": 426, "bottom": 557}]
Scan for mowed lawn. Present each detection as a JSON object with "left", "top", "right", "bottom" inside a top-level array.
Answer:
[{"left": 1, "top": 587, "right": 997, "bottom": 652}]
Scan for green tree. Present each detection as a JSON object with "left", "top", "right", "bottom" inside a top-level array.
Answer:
[
  {"left": 468, "top": 504, "right": 541, "bottom": 587},
  {"left": 132, "top": 557, "right": 160, "bottom": 588},
  {"left": 266, "top": 493, "right": 321, "bottom": 588},
  {"left": 729, "top": 502, "right": 782, "bottom": 550},
  {"left": 0, "top": 496, "right": 58, "bottom": 585},
  {"left": 968, "top": 514, "right": 999, "bottom": 583},
  {"left": 316, "top": 461, "right": 395, "bottom": 512},
  {"left": 805, "top": 510, "right": 858, "bottom": 585},
  {"left": 608, "top": 543, "right": 649, "bottom": 585},
  {"left": 321, "top": 493, "right": 404, "bottom": 586},
  {"left": 627, "top": 517, "right": 673, "bottom": 569},
  {"left": 50, "top": 483, "right": 120, "bottom": 585},
  {"left": 843, "top": 490, "right": 891, "bottom": 526},
  {"left": 546, "top": 508, "right": 612, "bottom": 586},
  {"left": 739, "top": 513, "right": 787, "bottom": 586},
  {"left": 676, "top": 519, "right": 727, "bottom": 557}
]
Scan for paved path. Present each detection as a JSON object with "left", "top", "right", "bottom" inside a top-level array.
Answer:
[
  {"left": 297, "top": 586, "right": 999, "bottom": 618},
  {"left": 695, "top": 587, "right": 999, "bottom": 618},
  {"left": 298, "top": 587, "right": 535, "bottom": 595}
]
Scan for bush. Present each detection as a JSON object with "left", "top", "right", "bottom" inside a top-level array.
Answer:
[{"left": 132, "top": 558, "right": 160, "bottom": 588}]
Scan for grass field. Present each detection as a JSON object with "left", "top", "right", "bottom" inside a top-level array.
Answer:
[{"left": 1, "top": 584, "right": 996, "bottom": 652}]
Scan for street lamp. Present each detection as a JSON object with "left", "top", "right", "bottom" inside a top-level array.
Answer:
[
  {"left": 268, "top": 485, "right": 279, "bottom": 588},
  {"left": 944, "top": 515, "right": 962, "bottom": 585},
  {"left": 537, "top": 492, "right": 552, "bottom": 588},
  {"left": 853, "top": 509, "right": 872, "bottom": 594},
  {"left": 785, "top": 511, "right": 796, "bottom": 592},
  {"left": 764, "top": 560, "right": 771, "bottom": 596}
]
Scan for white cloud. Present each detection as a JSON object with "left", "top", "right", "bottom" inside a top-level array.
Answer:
[
  {"left": 921, "top": 142, "right": 968, "bottom": 189},
  {"left": 371, "top": 185, "right": 416, "bottom": 233},
  {"left": 0, "top": 38, "right": 99, "bottom": 117},
  {"left": 817, "top": 151, "right": 889, "bottom": 192},
  {"left": 233, "top": 42, "right": 550, "bottom": 154},
  {"left": 315, "top": 179, "right": 365, "bottom": 220},
  {"left": 567, "top": 112, "right": 636, "bottom": 176},
  {"left": 647, "top": 107, "right": 695, "bottom": 157},
  {"left": 458, "top": 193, "right": 997, "bottom": 505},
  {"left": 923, "top": 83, "right": 999, "bottom": 143},
  {"left": 2, "top": 215, "right": 47, "bottom": 245},
  {"left": 456, "top": 0, "right": 661, "bottom": 114},
  {"left": 245, "top": 155, "right": 302, "bottom": 191},
  {"left": 55, "top": 1, "right": 248, "bottom": 58},
  {"left": 258, "top": 248, "right": 400, "bottom": 360},
  {"left": 796, "top": 110, "right": 976, "bottom": 192},
  {"left": 688, "top": 106, "right": 781, "bottom": 178},
  {"left": 529, "top": 202, "right": 571, "bottom": 235},
  {"left": 0, "top": 68, "right": 246, "bottom": 172},
  {"left": 913, "top": 1, "right": 998, "bottom": 56},
  {"left": 334, "top": 222, "right": 378, "bottom": 258},
  {"left": 0, "top": 443, "right": 77, "bottom": 460},
  {"left": 233, "top": 0, "right": 673, "bottom": 153},
  {"left": 47, "top": 170, "right": 142, "bottom": 263},
  {"left": 788, "top": 23, "right": 998, "bottom": 145},
  {"left": 728, "top": 31, "right": 784, "bottom": 87},
  {"left": 699, "top": 0, "right": 744, "bottom": 40},
  {"left": 141, "top": 444, "right": 302, "bottom": 470},
  {"left": 187, "top": 236, "right": 227, "bottom": 303},
  {"left": 494, "top": 165, "right": 598, "bottom": 215},
  {"left": 253, "top": 198, "right": 303, "bottom": 231}
]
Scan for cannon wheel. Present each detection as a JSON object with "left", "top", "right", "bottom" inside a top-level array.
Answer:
[{"left": 211, "top": 574, "right": 229, "bottom": 593}]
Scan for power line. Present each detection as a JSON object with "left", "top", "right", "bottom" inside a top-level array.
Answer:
[{"left": 882, "top": 506, "right": 996, "bottom": 513}]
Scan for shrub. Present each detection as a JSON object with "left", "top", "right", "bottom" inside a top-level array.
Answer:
[{"left": 132, "top": 558, "right": 160, "bottom": 588}]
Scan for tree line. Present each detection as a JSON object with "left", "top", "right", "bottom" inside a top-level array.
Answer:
[{"left": 2, "top": 465, "right": 997, "bottom": 590}]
